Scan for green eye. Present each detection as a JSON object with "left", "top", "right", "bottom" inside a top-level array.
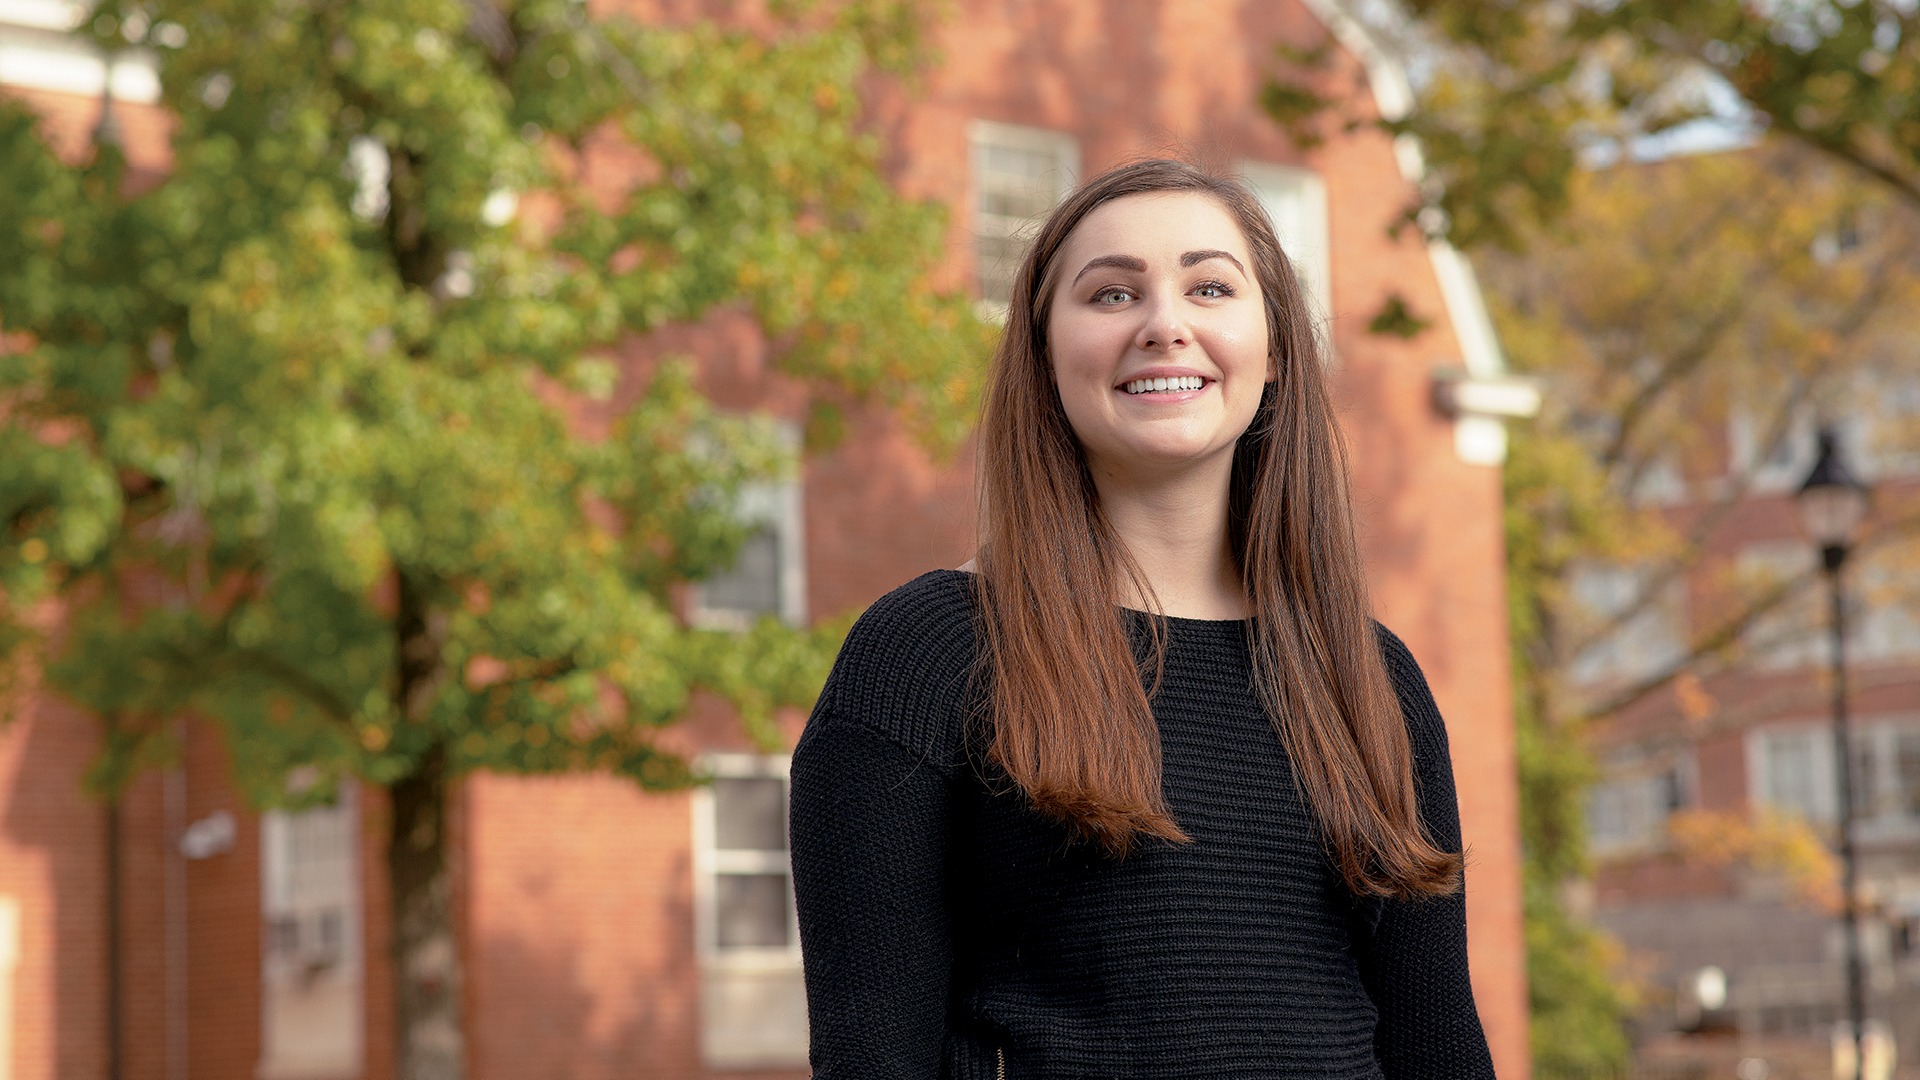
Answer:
[{"left": 1094, "top": 288, "right": 1132, "bottom": 305}]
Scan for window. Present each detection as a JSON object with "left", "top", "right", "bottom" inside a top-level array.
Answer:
[
  {"left": 0, "top": 1, "right": 161, "bottom": 102},
  {"left": 1893, "top": 731, "right": 1920, "bottom": 819},
  {"left": 1587, "top": 755, "right": 1692, "bottom": 856},
  {"left": 1240, "top": 162, "right": 1331, "bottom": 337},
  {"left": 1735, "top": 544, "right": 1919, "bottom": 670},
  {"left": 1751, "top": 720, "right": 1920, "bottom": 835},
  {"left": 1846, "top": 720, "right": 1920, "bottom": 836},
  {"left": 1567, "top": 565, "right": 1688, "bottom": 686},
  {"left": 1857, "top": 551, "right": 1920, "bottom": 664},
  {"left": 1734, "top": 544, "right": 1826, "bottom": 671},
  {"left": 1726, "top": 405, "right": 1819, "bottom": 494},
  {"left": 259, "top": 785, "right": 363, "bottom": 1080},
  {"left": 1855, "top": 373, "right": 1920, "bottom": 478},
  {"left": 1750, "top": 727, "right": 1835, "bottom": 823},
  {"left": 969, "top": 121, "right": 1078, "bottom": 317},
  {"left": 692, "top": 754, "right": 806, "bottom": 1069},
  {"left": 688, "top": 424, "right": 806, "bottom": 631}
]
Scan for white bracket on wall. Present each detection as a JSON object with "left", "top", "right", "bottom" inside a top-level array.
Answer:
[
  {"left": 1432, "top": 368, "right": 1542, "bottom": 467},
  {"left": 0, "top": 0, "right": 161, "bottom": 103}
]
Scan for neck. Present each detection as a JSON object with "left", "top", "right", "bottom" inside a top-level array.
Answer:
[{"left": 1090, "top": 456, "right": 1247, "bottom": 620}]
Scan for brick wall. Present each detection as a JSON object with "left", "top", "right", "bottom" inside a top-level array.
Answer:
[{"left": 0, "top": 2, "right": 1530, "bottom": 1076}]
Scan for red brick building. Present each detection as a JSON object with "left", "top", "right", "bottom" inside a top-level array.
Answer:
[
  {"left": 0, "top": 1, "right": 1532, "bottom": 1077},
  {"left": 1575, "top": 411, "right": 1920, "bottom": 1074}
]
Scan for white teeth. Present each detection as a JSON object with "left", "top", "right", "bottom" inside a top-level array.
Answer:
[{"left": 1123, "top": 376, "right": 1204, "bottom": 394}]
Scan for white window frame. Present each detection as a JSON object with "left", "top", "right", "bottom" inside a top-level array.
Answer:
[
  {"left": 1734, "top": 542, "right": 1826, "bottom": 672},
  {"left": 0, "top": 1, "right": 161, "bottom": 103},
  {"left": 259, "top": 783, "right": 364, "bottom": 1080},
  {"left": 1853, "top": 372, "right": 1920, "bottom": 479},
  {"left": 1239, "top": 161, "right": 1332, "bottom": 354},
  {"left": 1749, "top": 717, "right": 1920, "bottom": 837},
  {"left": 1861, "top": 716, "right": 1920, "bottom": 839},
  {"left": 968, "top": 119, "right": 1079, "bottom": 321},
  {"left": 1748, "top": 724, "right": 1837, "bottom": 824},
  {"left": 691, "top": 753, "right": 807, "bottom": 1070},
  {"left": 1587, "top": 752, "right": 1694, "bottom": 857},
  {"left": 1726, "top": 404, "right": 1821, "bottom": 495},
  {"left": 1855, "top": 551, "right": 1920, "bottom": 664},
  {"left": 1566, "top": 564, "right": 1689, "bottom": 686},
  {"left": 687, "top": 422, "right": 806, "bottom": 631}
]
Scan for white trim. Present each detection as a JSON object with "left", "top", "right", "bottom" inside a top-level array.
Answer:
[
  {"left": 0, "top": 16, "right": 160, "bottom": 103},
  {"left": 0, "top": 0, "right": 86, "bottom": 32},
  {"left": 1292, "top": 0, "right": 1420, "bottom": 172},
  {"left": 1296, "top": 0, "right": 1520, "bottom": 465},
  {"left": 691, "top": 753, "right": 800, "bottom": 967},
  {"left": 691, "top": 753, "right": 807, "bottom": 1069}
]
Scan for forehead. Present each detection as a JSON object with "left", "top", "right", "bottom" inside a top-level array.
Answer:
[{"left": 1057, "top": 191, "right": 1252, "bottom": 266}]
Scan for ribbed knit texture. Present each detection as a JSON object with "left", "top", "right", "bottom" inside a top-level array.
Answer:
[{"left": 790, "top": 570, "right": 1496, "bottom": 1079}]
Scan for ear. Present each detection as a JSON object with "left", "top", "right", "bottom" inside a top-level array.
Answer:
[{"left": 1266, "top": 351, "right": 1279, "bottom": 383}]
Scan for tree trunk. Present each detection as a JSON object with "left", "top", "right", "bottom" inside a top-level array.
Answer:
[
  {"left": 388, "top": 744, "right": 463, "bottom": 1080},
  {"left": 391, "top": 572, "right": 462, "bottom": 1080}
]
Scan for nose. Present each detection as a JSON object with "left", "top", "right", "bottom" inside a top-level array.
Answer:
[{"left": 1134, "top": 293, "right": 1190, "bottom": 351}]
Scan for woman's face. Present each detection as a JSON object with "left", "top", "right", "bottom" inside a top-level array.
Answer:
[{"left": 1045, "top": 192, "right": 1272, "bottom": 485}]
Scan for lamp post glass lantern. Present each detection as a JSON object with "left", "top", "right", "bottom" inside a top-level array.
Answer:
[
  {"left": 1799, "top": 429, "right": 1871, "bottom": 565},
  {"left": 1795, "top": 427, "right": 1871, "bottom": 1080}
]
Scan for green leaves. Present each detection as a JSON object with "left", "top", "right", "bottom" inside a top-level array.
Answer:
[
  {"left": 1394, "top": 0, "right": 1920, "bottom": 241},
  {"left": 0, "top": 0, "right": 981, "bottom": 805}
]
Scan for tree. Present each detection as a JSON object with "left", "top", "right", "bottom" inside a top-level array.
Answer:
[
  {"left": 1483, "top": 141, "right": 1920, "bottom": 1077},
  {"left": 1328, "top": 0, "right": 1920, "bottom": 248},
  {"left": 0, "top": 1, "right": 989, "bottom": 1076}
]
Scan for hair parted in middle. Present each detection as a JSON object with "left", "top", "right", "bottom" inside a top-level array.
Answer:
[{"left": 972, "top": 157, "right": 1461, "bottom": 900}]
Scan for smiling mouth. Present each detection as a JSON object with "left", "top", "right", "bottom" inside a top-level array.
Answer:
[{"left": 1121, "top": 375, "right": 1206, "bottom": 395}]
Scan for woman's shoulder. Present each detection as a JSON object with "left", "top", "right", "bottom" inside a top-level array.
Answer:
[
  {"left": 1371, "top": 620, "right": 1451, "bottom": 761},
  {"left": 841, "top": 568, "right": 980, "bottom": 657},
  {"left": 808, "top": 569, "right": 983, "bottom": 766}
]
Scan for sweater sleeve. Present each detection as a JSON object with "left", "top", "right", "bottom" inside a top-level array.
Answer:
[
  {"left": 790, "top": 715, "right": 957, "bottom": 1079},
  {"left": 788, "top": 572, "right": 979, "bottom": 1079},
  {"left": 1349, "top": 627, "right": 1498, "bottom": 1080}
]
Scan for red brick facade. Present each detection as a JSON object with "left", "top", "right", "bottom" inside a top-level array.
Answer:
[{"left": 0, "top": 2, "right": 1530, "bottom": 1077}]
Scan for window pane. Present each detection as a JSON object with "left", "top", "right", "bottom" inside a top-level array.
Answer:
[
  {"left": 716, "top": 873, "right": 791, "bottom": 949},
  {"left": 1768, "top": 734, "right": 1823, "bottom": 820},
  {"left": 971, "top": 127, "right": 1073, "bottom": 306},
  {"left": 1852, "top": 740, "right": 1877, "bottom": 818},
  {"left": 702, "top": 529, "right": 781, "bottom": 618},
  {"left": 714, "top": 777, "right": 787, "bottom": 851},
  {"left": 1897, "top": 733, "right": 1920, "bottom": 818}
]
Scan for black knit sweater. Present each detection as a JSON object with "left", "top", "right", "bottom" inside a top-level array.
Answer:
[{"left": 789, "top": 570, "right": 1495, "bottom": 1079}]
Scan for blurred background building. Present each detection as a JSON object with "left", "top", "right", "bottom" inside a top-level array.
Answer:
[
  {"left": 0, "top": 1, "right": 1532, "bottom": 1078},
  {"left": 1526, "top": 146, "right": 1920, "bottom": 1076}
]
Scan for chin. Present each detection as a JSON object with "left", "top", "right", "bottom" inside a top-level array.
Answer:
[{"left": 1100, "top": 438, "right": 1237, "bottom": 476}]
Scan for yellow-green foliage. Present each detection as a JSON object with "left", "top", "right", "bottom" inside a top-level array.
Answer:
[{"left": 0, "top": 0, "right": 990, "bottom": 805}]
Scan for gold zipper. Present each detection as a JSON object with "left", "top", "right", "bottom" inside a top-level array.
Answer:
[{"left": 995, "top": 1047, "right": 1005, "bottom": 1080}]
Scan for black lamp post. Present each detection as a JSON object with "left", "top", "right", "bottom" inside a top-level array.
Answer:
[{"left": 1795, "top": 427, "right": 1872, "bottom": 1080}]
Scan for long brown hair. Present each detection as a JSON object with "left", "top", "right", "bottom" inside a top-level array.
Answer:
[{"left": 973, "top": 158, "right": 1460, "bottom": 899}]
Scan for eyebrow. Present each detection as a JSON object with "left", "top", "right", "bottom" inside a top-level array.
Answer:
[
  {"left": 1070, "top": 249, "right": 1247, "bottom": 285},
  {"left": 1070, "top": 254, "right": 1146, "bottom": 285},
  {"left": 1180, "top": 248, "right": 1245, "bottom": 274}
]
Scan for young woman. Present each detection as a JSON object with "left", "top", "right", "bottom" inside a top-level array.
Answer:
[{"left": 789, "top": 159, "right": 1496, "bottom": 1079}]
